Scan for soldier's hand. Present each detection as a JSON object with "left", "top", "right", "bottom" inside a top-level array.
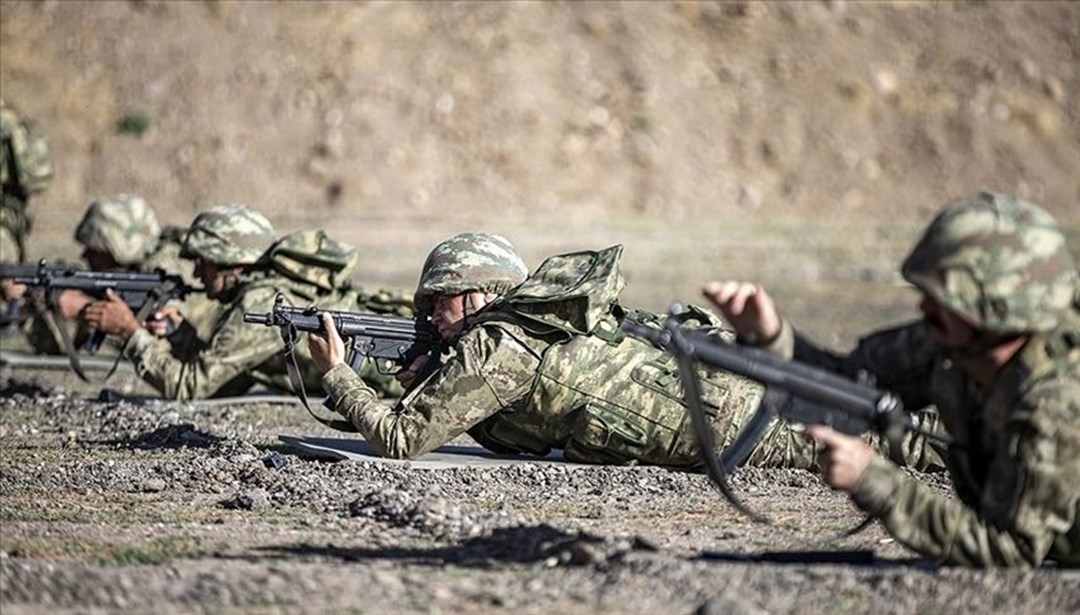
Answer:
[
  {"left": 806, "top": 425, "right": 876, "bottom": 492},
  {"left": 55, "top": 289, "right": 94, "bottom": 320},
  {"left": 0, "top": 277, "right": 27, "bottom": 303},
  {"left": 146, "top": 306, "right": 183, "bottom": 337},
  {"left": 395, "top": 354, "right": 430, "bottom": 387},
  {"left": 702, "top": 281, "right": 782, "bottom": 345},
  {"left": 82, "top": 289, "right": 141, "bottom": 340},
  {"left": 309, "top": 312, "right": 347, "bottom": 373}
]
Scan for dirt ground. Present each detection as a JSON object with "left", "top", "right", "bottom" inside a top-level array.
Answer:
[
  {"left": 2, "top": 1, "right": 1080, "bottom": 613},
  {"left": 1, "top": 365, "right": 1079, "bottom": 614}
]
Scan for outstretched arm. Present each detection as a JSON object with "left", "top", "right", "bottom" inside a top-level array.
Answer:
[
  {"left": 812, "top": 385, "right": 1080, "bottom": 568},
  {"left": 322, "top": 324, "right": 537, "bottom": 459}
]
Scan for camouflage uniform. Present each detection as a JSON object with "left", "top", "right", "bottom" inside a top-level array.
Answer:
[
  {"left": 322, "top": 233, "right": 832, "bottom": 468},
  {"left": 78, "top": 197, "right": 220, "bottom": 339},
  {"left": 0, "top": 100, "right": 52, "bottom": 264},
  {"left": 0, "top": 223, "right": 19, "bottom": 265},
  {"left": 772, "top": 192, "right": 1080, "bottom": 567},
  {"left": 122, "top": 204, "right": 401, "bottom": 400}
]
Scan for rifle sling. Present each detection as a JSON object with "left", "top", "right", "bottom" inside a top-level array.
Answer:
[
  {"left": 43, "top": 286, "right": 168, "bottom": 383},
  {"left": 672, "top": 325, "right": 769, "bottom": 524},
  {"left": 100, "top": 293, "right": 163, "bottom": 380},
  {"left": 41, "top": 304, "right": 93, "bottom": 383},
  {"left": 281, "top": 323, "right": 358, "bottom": 433},
  {"left": 721, "top": 388, "right": 786, "bottom": 470}
]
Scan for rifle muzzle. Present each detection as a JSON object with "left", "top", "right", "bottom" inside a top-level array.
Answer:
[{"left": 242, "top": 312, "right": 273, "bottom": 326}]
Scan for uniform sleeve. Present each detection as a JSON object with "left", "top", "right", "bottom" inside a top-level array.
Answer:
[
  {"left": 851, "top": 382, "right": 1080, "bottom": 567},
  {"left": 322, "top": 324, "right": 538, "bottom": 459},
  {"left": 759, "top": 320, "right": 946, "bottom": 470},
  {"left": 123, "top": 301, "right": 283, "bottom": 400},
  {"left": 793, "top": 320, "right": 939, "bottom": 412}
]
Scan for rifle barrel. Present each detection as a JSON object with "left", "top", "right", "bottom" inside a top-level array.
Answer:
[
  {"left": 242, "top": 313, "right": 272, "bottom": 326},
  {"left": 621, "top": 320, "right": 891, "bottom": 420},
  {"left": 679, "top": 329, "right": 888, "bottom": 417}
]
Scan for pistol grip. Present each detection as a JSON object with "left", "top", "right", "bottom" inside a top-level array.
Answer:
[
  {"left": 83, "top": 329, "right": 105, "bottom": 354},
  {"left": 346, "top": 347, "right": 364, "bottom": 372}
]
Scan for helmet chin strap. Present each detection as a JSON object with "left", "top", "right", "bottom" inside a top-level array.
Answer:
[{"left": 216, "top": 268, "right": 247, "bottom": 304}]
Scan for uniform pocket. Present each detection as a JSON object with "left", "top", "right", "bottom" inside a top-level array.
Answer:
[
  {"left": 468, "top": 414, "right": 553, "bottom": 456},
  {"left": 631, "top": 360, "right": 731, "bottom": 412},
  {"left": 564, "top": 402, "right": 687, "bottom": 465}
]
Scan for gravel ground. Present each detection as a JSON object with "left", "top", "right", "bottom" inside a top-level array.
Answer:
[{"left": 2, "top": 368, "right": 1079, "bottom": 614}]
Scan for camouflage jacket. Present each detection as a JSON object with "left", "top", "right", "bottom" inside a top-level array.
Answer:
[
  {"left": 776, "top": 311, "right": 1080, "bottom": 567},
  {"left": 124, "top": 270, "right": 402, "bottom": 400},
  {"left": 324, "top": 303, "right": 837, "bottom": 467}
]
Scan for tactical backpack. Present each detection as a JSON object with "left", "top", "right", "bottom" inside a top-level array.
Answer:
[
  {"left": 262, "top": 229, "right": 414, "bottom": 315},
  {"left": 467, "top": 244, "right": 741, "bottom": 466},
  {"left": 262, "top": 229, "right": 359, "bottom": 294},
  {"left": 492, "top": 244, "right": 627, "bottom": 338},
  {"left": 487, "top": 244, "right": 719, "bottom": 340}
]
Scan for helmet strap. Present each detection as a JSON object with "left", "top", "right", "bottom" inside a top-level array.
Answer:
[{"left": 217, "top": 268, "right": 248, "bottom": 303}]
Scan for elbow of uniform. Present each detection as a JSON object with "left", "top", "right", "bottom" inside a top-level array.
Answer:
[
  {"left": 166, "top": 386, "right": 196, "bottom": 402},
  {"left": 372, "top": 437, "right": 421, "bottom": 460},
  {"left": 380, "top": 445, "right": 422, "bottom": 461}
]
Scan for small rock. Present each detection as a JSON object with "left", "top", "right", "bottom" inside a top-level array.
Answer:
[
  {"left": 1043, "top": 76, "right": 1065, "bottom": 104},
  {"left": 220, "top": 489, "right": 269, "bottom": 511},
  {"left": 696, "top": 594, "right": 767, "bottom": 615}
]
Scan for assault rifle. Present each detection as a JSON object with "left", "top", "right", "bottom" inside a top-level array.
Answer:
[
  {"left": 243, "top": 292, "right": 439, "bottom": 429},
  {"left": 622, "top": 306, "right": 951, "bottom": 527},
  {"left": 1, "top": 260, "right": 204, "bottom": 380}
]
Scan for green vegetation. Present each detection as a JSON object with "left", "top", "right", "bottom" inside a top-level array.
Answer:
[{"left": 117, "top": 111, "right": 153, "bottom": 136}]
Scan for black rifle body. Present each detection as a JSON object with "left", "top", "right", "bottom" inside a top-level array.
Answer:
[
  {"left": 243, "top": 299, "right": 438, "bottom": 368},
  {"left": 2, "top": 262, "right": 201, "bottom": 352},
  {"left": 242, "top": 295, "right": 438, "bottom": 431},
  {"left": 622, "top": 321, "right": 920, "bottom": 440},
  {"left": 7, "top": 265, "right": 192, "bottom": 307}
]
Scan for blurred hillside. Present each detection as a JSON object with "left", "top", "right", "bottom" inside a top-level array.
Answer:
[{"left": 1, "top": 0, "right": 1077, "bottom": 341}]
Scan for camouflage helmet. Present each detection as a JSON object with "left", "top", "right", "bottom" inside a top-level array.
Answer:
[
  {"left": 179, "top": 203, "right": 276, "bottom": 266},
  {"left": 414, "top": 232, "right": 529, "bottom": 311},
  {"left": 902, "top": 191, "right": 1078, "bottom": 334},
  {"left": 74, "top": 194, "right": 161, "bottom": 266}
]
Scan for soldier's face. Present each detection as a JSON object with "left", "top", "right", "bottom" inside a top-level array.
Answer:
[
  {"left": 431, "top": 294, "right": 467, "bottom": 341},
  {"left": 919, "top": 294, "right": 975, "bottom": 349},
  {"left": 194, "top": 259, "right": 236, "bottom": 300},
  {"left": 82, "top": 248, "right": 120, "bottom": 271},
  {"left": 431, "top": 291, "right": 499, "bottom": 340}
]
